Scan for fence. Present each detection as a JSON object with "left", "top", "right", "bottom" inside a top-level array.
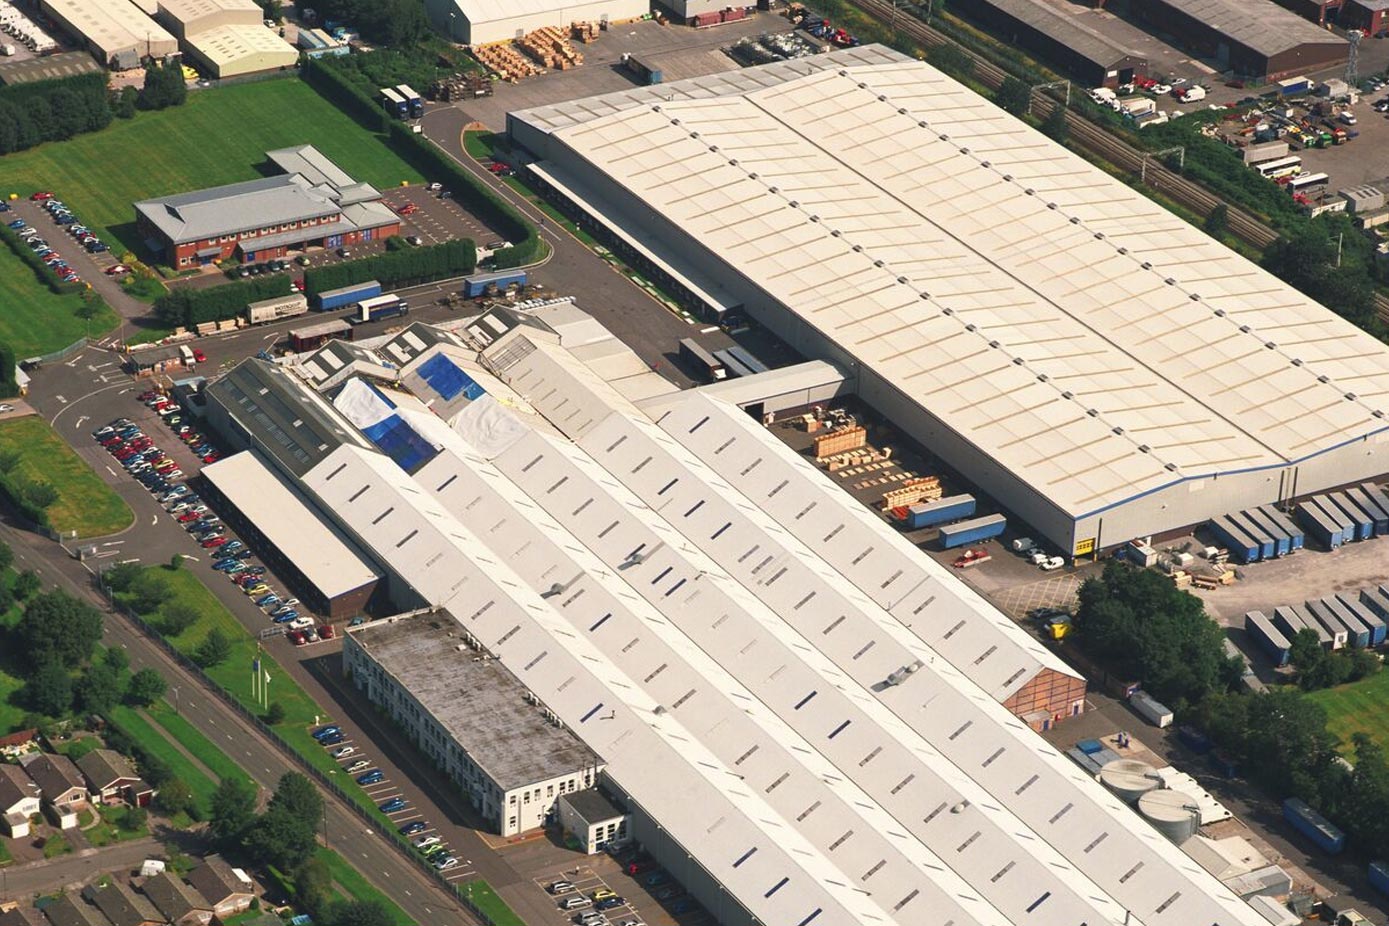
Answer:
[
  {"left": 93, "top": 576, "right": 496, "bottom": 926},
  {"left": 25, "top": 335, "right": 91, "bottom": 366}
]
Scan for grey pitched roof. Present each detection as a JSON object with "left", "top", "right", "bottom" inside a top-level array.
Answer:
[
  {"left": 980, "top": 0, "right": 1146, "bottom": 66},
  {"left": 43, "top": 895, "right": 111, "bottom": 926},
  {"left": 134, "top": 174, "right": 340, "bottom": 246},
  {"left": 186, "top": 857, "right": 254, "bottom": 904},
  {"left": 78, "top": 749, "right": 140, "bottom": 791},
  {"left": 23, "top": 754, "right": 86, "bottom": 800},
  {"left": 82, "top": 883, "right": 161, "bottom": 926},
  {"left": 0, "top": 906, "right": 46, "bottom": 926},
  {"left": 1154, "top": 0, "right": 1348, "bottom": 55},
  {"left": 140, "top": 874, "right": 210, "bottom": 921},
  {"left": 0, "top": 763, "right": 40, "bottom": 811}
]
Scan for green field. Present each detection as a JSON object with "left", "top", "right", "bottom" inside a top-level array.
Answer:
[
  {"left": 0, "top": 78, "right": 424, "bottom": 260},
  {"left": 316, "top": 848, "right": 415, "bottom": 926},
  {"left": 145, "top": 698, "right": 256, "bottom": 790},
  {"left": 0, "top": 245, "right": 121, "bottom": 356},
  {"left": 0, "top": 572, "right": 25, "bottom": 734},
  {"left": 1309, "top": 671, "right": 1389, "bottom": 749},
  {"left": 0, "top": 416, "right": 133, "bottom": 538},
  {"left": 106, "top": 703, "right": 220, "bottom": 816},
  {"left": 459, "top": 881, "right": 523, "bottom": 926}
]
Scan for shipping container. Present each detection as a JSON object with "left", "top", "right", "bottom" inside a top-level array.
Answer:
[
  {"left": 938, "top": 513, "right": 1006, "bottom": 549},
  {"left": 904, "top": 494, "right": 976, "bottom": 530},
  {"left": 1129, "top": 690, "right": 1173, "bottom": 727},
  {"left": 1323, "top": 596, "right": 1371, "bottom": 648},
  {"left": 713, "top": 348, "right": 755, "bottom": 379},
  {"left": 1230, "top": 510, "right": 1277, "bottom": 559},
  {"left": 1347, "top": 486, "right": 1389, "bottom": 535},
  {"left": 245, "top": 293, "right": 308, "bottom": 325},
  {"left": 313, "top": 280, "right": 382, "bottom": 312},
  {"left": 394, "top": 84, "right": 423, "bottom": 118},
  {"left": 1277, "top": 76, "right": 1312, "bottom": 95},
  {"left": 1304, "top": 599, "right": 1350, "bottom": 649},
  {"left": 1208, "top": 515, "right": 1261, "bottom": 563},
  {"left": 1246, "top": 610, "right": 1291, "bottom": 665},
  {"left": 1242, "top": 140, "right": 1291, "bottom": 163},
  {"left": 1360, "top": 587, "right": 1389, "bottom": 630},
  {"left": 1241, "top": 508, "right": 1291, "bottom": 557},
  {"left": 622, "top": 53, "right": 663, "bottom": 85},
  {"left": 1283, "top": 798, "right": 1345, "bottom": 855},
  {"left": 462, "top": 269, "right": 527, "bottom": 299},
  {"left": 380, "top": 87, "right": 408, "bottom": 119},
  {"left": 1297, "top": 500, "right": 1344, "bottom": 549},
  {"left": 1258, "top": 504, "right": 1305, "bottom": 551},
  {"left": 1328, "top": 492, "right": 1374, "bottom": 541},
  {"left": 1369, "top": 860, "right": 1389, "bottom": 896},
  {"left": 290, "top": 318, "right": 353, "bottom": 352},
  {"left": 1338, "top": 593, "right": 1387, "bottom": 646},
  {"left": 1362, "top": 483, "right": 1389, "bottom": 527},
  {"left": 724, "top": 344, "right": 769, "bottom": 375},
  {"left": 1276, "top": 604, "right": 1331, "bottom": 649},
  {"left": 1313, "top": 494, "right": 1357, "bottom": 543}
]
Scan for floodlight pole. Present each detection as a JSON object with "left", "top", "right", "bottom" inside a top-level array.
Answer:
[{"left": 1140, "top": 146, "right": 1184, "bottom": 184}]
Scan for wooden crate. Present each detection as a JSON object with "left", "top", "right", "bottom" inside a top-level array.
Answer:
[{"left": 814, "top": 425, "right": 866, "bottom": 460}]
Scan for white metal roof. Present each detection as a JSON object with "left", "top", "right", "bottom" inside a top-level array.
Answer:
[
  {"left": 201, "top": 450, "right": 380, "bottom": 598},
  {"left": 42, "top": 0, "right": 179, "bottom": 57},
  {"left": 514, "top": 51, "right": 1389, "bottom": 520}
]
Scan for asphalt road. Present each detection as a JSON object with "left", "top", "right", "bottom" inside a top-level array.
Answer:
[
  {"left": 0, "top": 836, "right": 158, "bottom": 898},
  {"left": 0, "top": 510, "right": 476, "bottom": 926}
]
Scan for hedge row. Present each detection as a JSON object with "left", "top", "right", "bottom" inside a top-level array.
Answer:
[
  {"left": 303, "top": 238, "right": 475, "bottom": 297},
  {"left": 0, "top": 470, "right": 53, "bottom": 530},
  {"left": 0, "top": 222, "right": 85, "bottom": 296},
  {"left": 154, "top": 275, "right": 300, "bottom": 328},
  {"left": 301, "top": 59, "right": 540, "bottom": 269}
]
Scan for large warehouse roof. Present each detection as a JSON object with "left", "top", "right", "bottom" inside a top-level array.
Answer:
[
  {"left": 981, "top": 0, "right": 1144, "bottom": 67},
  {"left": 1154, "top": 0, "right": 1345, "bottom": 55},
  {"left": 201, "top": 449, "right": 380, "bottom": 599},
  {"left": 295, "top": 311, "right": 1268, "bottom": 926},
  {"left": 41, "top": 0, "right": 179, "bottom": 60},
  {"left": 511, "top": 49, "right": 1389, "bottom": 522}
]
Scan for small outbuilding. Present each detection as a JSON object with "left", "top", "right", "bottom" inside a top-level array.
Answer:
[{"left": 557, "top": 788, "right": 630, "bottom": 854}]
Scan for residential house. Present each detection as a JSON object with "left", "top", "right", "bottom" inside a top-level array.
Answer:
[
  {"left": 0, "top": 728, "right": 38, "bottom": 760},
  {"left": 0, "top": 906, "right": 47, "bottom": 926},
  {"left": 22, "top": 754, "right": 88, "bottom": 829},
  {"left": 140, "top": 873, "right": 213, "bottom": 926},
  {"left": 186, "top": 857, "right": 256, "bottom": 918},
  {"left": 78, "top": 750, "right": 155, "bottom": 807},
  {"left": 0, "top": 763, "right": 42, "bottom": 837},
  {"left": 82, "top": 882, "right": 162, "bottom": 926},
  {"left": 41, "top": 894, "right": 112, "bottom": 926}
]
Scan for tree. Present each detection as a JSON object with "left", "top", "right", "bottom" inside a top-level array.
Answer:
[
  {"left": 294, "top": 856, "right": 334, "bottom": 918},
  {"left": 138, "top": 61, "right": 186, "bottom": 111},
  {"left": 159, "top": 603, "right": 199, "bottom": 636},
  {"left": 209, "top": 776, "right": 259, "bottom": 847},
  {"left": 22, "top": 662, "right": 73, "bottom": 716},
  {"left": 113, "top": 86, "right": 138, "bottom": 119},
  {"left": 169, "top": 553, "right": 184, "bottom": 570},
  {"left": 244, "top": 806, "right": 317, "bottom": 870},
  {"left": 21, "top": 481, "right": 58, "bottom": 511},
  {"left": 994, "top": 76, "right": 1031, "bottom": 117},
  {"left": 269, "top": 773, "right": 323, "bottom": 829},
  {"left": 136, "top": 749, "right": 173, "bottom": 788},
  {"left": 103, "top": 648, "right": 129, "bottom": 674},
  {"left": 1041, "top": 104, "right": 1068, "bottom": 143},
  {"left": 102, "top": 562, "right": 141, "bottom": 592},
  {"left": 75, "top": 660, "right": 125, "bottom": 714},
  {"left": 155, "top": 777, "right": 197, "bottom": 818},
  {"left": 127, "top": 668, "right": 167, "bottom": 707},
  {"left": 194, "top": 628, "right": 233, "bottom": 668},
  {"left": 12, "top": 569, "right": 39, "bottom": 601},
  {"left": 264, "top": 701, "right": 286, "bottom": 725},
  {"left": 323, "top": 900, "right": 395, "bottom": 926},
  {"left": 1289, "top": 628, "right": 1324, "bottom": 676},
  {"left": 0, "top": 539, "right": 12, "bottom": 572},
  {"left": 128, "top": 571, "right": 173, "bottom": 614},
  {"left": 14, "top": 589, "right": 104, "bottom": 669},
  {"left": 926, "top": 44, "right": 972, "bottom": 80},
  {"left": 0, "top": 449, "right": 18, "bottom": 474},
  {"left": 1203, "top": 203, "right": 1229, "bottom": 239}
]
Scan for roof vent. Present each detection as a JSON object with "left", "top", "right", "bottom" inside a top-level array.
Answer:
[
  {"left": 988, "top": 340, "right": 1000, "bottom": 349},
  {"left": 830, "top": 229, "right": 842, "bottom": 237},
  {"left": 939, "top": 133, "right": 951, "bottom": 142},
  {"left": 877, "top": 94, "right": 888, "bottom": 102},
  {"left": 748, "top": 172, "right": 758, "bottom": 180},
  {"left": 1375, "top": 410, "right": 1386, "bottom": 419},
  {"left": 1238, "top": 325, "right": 1251, "bottom": 334},
  {"left": 1346, "top": 392, "right": 1358, "bottom": 401},
  {"left": 1087, "top": 408, "right": 1099, "bottom": 417},
  {"left": 1291, "top": 358, "right": 1303, "bottom": 366},
  {"left": 1112, "top": 426, "right": 1125, "bottom": 435},
  {"left": 918, "top": 121, "right": 928, "bottom": 128},
  {"left": 897, "top": 276, "right": 909, "bottom": 284},
  {"left": 1189, "top": 293, "right": 1201, "bottom": 301},
  {"left": 1117, "top": 247, "right": 1129, "bottom": 255},
  {"left": 769, "top": 187, "right": 779, "bottom": 194},
  {"left": 959, "top": 147, "right": 970, "bottom": 155},
  {"left": 1140, "top": 261, "right": 1152, "bottom": 270},
  {"left": 1047, "top": 202, "right": 1058, "bottom": 210},
  {"left": 873, "top": 260, "right": 885, "bottom": 268},
  {"left": 839, "top": 70, "right": 849, "bottom": 77},
  {"left": 1213, "top": 308, "right": 1226, "bottom": 317},
  {"left": 939, "top": 306, "right": 951, "bottom": 315},
  {"left": 809, "top": 215, "right": 820, "bottom": 223},
  {"left": 980, "top": 160, "right": 991, "bottom": 169},
  {"left": 1002, "top": 174, "right": 1013, "bottom": 182},
  {"left": 708, "top": 144, "right": 719, "bottom": 153},
  {"left": 1138, "top": 444, "right": 1151, "bottom": 453},
  {"left": 1093, "top": 232, "right": 1105, "bottom": 240},
  {"left": 852, "top": 244, "right": 863, "bottom": 252},
  {"left": 965, "top": 323, "right": 977, "bottom": 332},
  {"left": 1012, "top": 357, "right": 1025, "bottom": 365},
  {"left": 671, "top": 118, "right": 681, "bottom": 125},
  {"left": 1318, "top": 375, "right": 1330, "bottom": 384},
  {"left": 652, "top": 104, "right": 662, "bottom": 112},
  {"left": 728, "top": 159, "right": 739, "bottom": 167},
  {"left": 1036, "top": 373, "right": 1049, "bottom": 383},
  {"left": 690, "top": 131, "right": 701, "bottom": 139},
  {"left": 1069, "top": 216, "right": 1081, "bottom": 224},
  {"left": 898, "top": 107, "right": 908, "bottom": 115},
  {"left": 1265, "top": 341, "right": 1276, "bottom": 350},
  {"left": 1024, "top": 188, "right": 1036, "bottom": 196},
  {"left": 1165, "top": 463, "right": 1179, "bottom": 471},
  {"left": 789, "top": 201, "right": 799, "bottom": 208},
  {"left": 1062, "top": 391, "right": 1075, "bottom": 400},
  {"left": 1164, "top": 278, "right": 1176, "bottom": 285},
  {"left": 855, "top": 80, "right": 865, "bottom": 87}
]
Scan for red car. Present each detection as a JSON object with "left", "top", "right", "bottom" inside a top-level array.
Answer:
[
  {"left": 192, "top": 348, "right": 206, "bottom": 363},
  {"left": 288, "top": 631, "right": 306, "bottom": 645},
  {"left": 29, "top": 191, "right": 54, "bottom": 201},
  {"left": 201, "top": 536, "right": 229, "bottom": 548},
  {"left": 318, "top": 624, "right": 335, "bottom": 640},
  {"left": 177, "top": 511, "right": 200, "bottom": 523},
  {"left": 201, "top": 453, "right": 220, "bottom": 464},
  {"left": 396, "top": 202, "right": 418, "bottom": 216},
  {"left": 100, "top": 436, "right": 123, "bottom": 447}
]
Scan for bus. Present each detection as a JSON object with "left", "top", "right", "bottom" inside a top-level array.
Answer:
[
  {"left": 1254, "top": 156, "right": 1302, "bottom": 180},
  {"left": 679, "top": 338, "right": 726, "bottom": 382},
  {"left": 1286, "top": 171, "right": 1329, "bottom": 195}
]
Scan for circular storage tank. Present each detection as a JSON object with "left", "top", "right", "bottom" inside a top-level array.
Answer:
[
  {"left": 1138, "top": 789, "right": 1200, "bottom": 843},
  {"left": 1097, "top": 759, "right": 1160, "bottom": 804}
]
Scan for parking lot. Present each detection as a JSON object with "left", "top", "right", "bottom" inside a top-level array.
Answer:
[
  {"left": 521, "top": 846, "right": 715, "bottom": 926},
  {"left": 378, "top": 184, "right": 505, "bottom": 247}
]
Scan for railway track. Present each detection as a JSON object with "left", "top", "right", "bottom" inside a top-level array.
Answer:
[{"left": 847, "top": 0, "right": 1389, "bottom": 322}]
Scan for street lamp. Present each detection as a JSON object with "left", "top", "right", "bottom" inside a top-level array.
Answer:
[{"left": 170, "top": 685, "right": 180, "bottom": 714}]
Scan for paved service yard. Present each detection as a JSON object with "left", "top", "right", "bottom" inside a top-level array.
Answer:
[
  {"left": 377, "top": 185, "right": 505, "bottom": 246},
  {"left": 516, "top": 846, "right": 714, "bottom": 926}
]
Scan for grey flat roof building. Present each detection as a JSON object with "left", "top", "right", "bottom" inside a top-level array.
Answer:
[
  {"left": 135, "top": 175, "right": 340, "bottom": 247},
  {"left": 346, "top": 616, "right": 595, "bottom": 792},
  {"left": 0, "top": 51, "right": 104, "bottom": 85}
]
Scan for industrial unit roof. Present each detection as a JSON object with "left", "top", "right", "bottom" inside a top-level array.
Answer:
[
  {"left": 156, "top": 0, "right": 259, "bottom": 22},
  {"left": 185, "top": 23, "right": 299, "bottom": 68},
  {"left": 1149, "top": 0, "right": 1347, "bottom": 55},
  {"left": 513, "top": 50, "right": 1389, "bottom": 521},
  {"left": 347, "top": 616, "right": 595, "bottom": 790},
  {"left": 0, "top": 52, "right": 104, "bottom": 85},
  {"left": 135, "top": 175, "right": 339, "bottom": 245},
  {"left": 41, "top": 0, "right": 178, "bottom": 54},
  {"left": 458, "top": 0, "right": 625, "bottom": 23},
  {"left": 980, "top": 0, "right": 1145, "bottom": 67},
  {"left": 291, "top": 317, "right": 1267, "bottom": 926},
  {"left": 201, "top": 449, "right": 381, "bottom": 598}
]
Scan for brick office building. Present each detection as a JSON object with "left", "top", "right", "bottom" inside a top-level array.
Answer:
[{"left": 135, "top": 145, "right": 400, "bottom": 268}]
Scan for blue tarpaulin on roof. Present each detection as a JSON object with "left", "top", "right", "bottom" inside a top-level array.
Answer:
[
  {"left": 362, "top": 413, "right": 439, "bottom": 473},
  {"left": 417, "top": 352, "right": 485, "bottom": 402}
]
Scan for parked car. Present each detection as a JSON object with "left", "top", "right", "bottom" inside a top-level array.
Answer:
[
  {"left": 331, "top": 745, "right": 356, "bottom": 759},
  {"left": 413, "top": 835, "right": 442, "bottom": 849},
  {"left": 318, "top": 624, "right": 335, "bottom": 640},
  {"left": 398, "top": 821, "right": 426, "bottom": 836},
  {"left": 312, "top": 725, "right": 341, "bottom": 740},
  {"left": 380, "top": 797, "right": 407, "bottom": 813},
  {"left": 356, "top": 770, "right": 385, "bottom": 785}
]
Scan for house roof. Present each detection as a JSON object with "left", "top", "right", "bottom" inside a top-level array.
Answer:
[
  {"left": 0, "top": 763, "right": 40, "bottom": 811},
  {"left": 82, "top": 882, "right": 161, "bottom": 926},
  {"left": 22, "top": 754, "right": 86, "bottom": 800},
  {"left": 140, "top": 873, "right": 210, "bottom": 921},
  {"left": 78, "top": 749, "right": 141, "bottom": 790},
  {"left": 186, "top": 856, "right": 255, "bottom": 904},
  {"left": 42, "top": 895, "right": 111, "bottom": 926}
]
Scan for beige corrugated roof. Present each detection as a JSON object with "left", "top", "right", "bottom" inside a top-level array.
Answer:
[{"left": 523, "top": 54, "right": 1389, "bottom": 519}]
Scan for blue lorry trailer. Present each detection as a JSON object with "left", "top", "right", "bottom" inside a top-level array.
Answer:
[
  {"left": 312, "top": 280, "right": 382, "bottom": 312},
  {"left": 1297, "top": 500, "right": 1344, "bottom": 549},
  {"left": 1337, "top": 593, "right": 1387, "bottom": 646},
  {"left": 1283, "top": 798, "right": 1345, "bottom": 855},
  {"left": 1245, "top": 610, "right": 1290, "bottom": 666},
  {"left": 904, "top": 495, "right": 976, "bottom": 530},
  {"left": 1328, "top": 491, "right": 1374, "bottom": 541},
  {"left": 1208, "top": 515, "right": 1260, "bottom": 563},
  {"left": 938, "top": 513, "right": 1006, "bottom": 549},
  {"left": 1257, "top": 505, "right": 1305, "bottom": 551}
]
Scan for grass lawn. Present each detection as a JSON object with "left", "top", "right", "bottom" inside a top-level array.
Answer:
[
  {"left": 0, "top": 246, "right": 120, "bottom": 356},
  {"left": 144, "top": 699, "right": 255, "bottom": 790},
  {"left": 42, "top": 834, "right": 71, "bottom": 859},
  {"left": 458, "top": 881, "right": 522, "bottom": 926},
  {"left": 106, "top": 704, "right": 220, "bottom": 816},
  {"left": 1309, "top": 671, "right": 1389, "bottom": 749},
  {"left": 0, "top": 78, "right": 423, "bottom": 260},
  {"left": 86, "top": 803, "right": 149, "bottom": 847},
  {"left": 316, "top": 848, "right": 414, "bottom": 926},
  {"left": 0, "top": 417, "right": 133, "bottom": 538},
  {"left": 0, "top": 572, "right": 27, "bottom": 734}
]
